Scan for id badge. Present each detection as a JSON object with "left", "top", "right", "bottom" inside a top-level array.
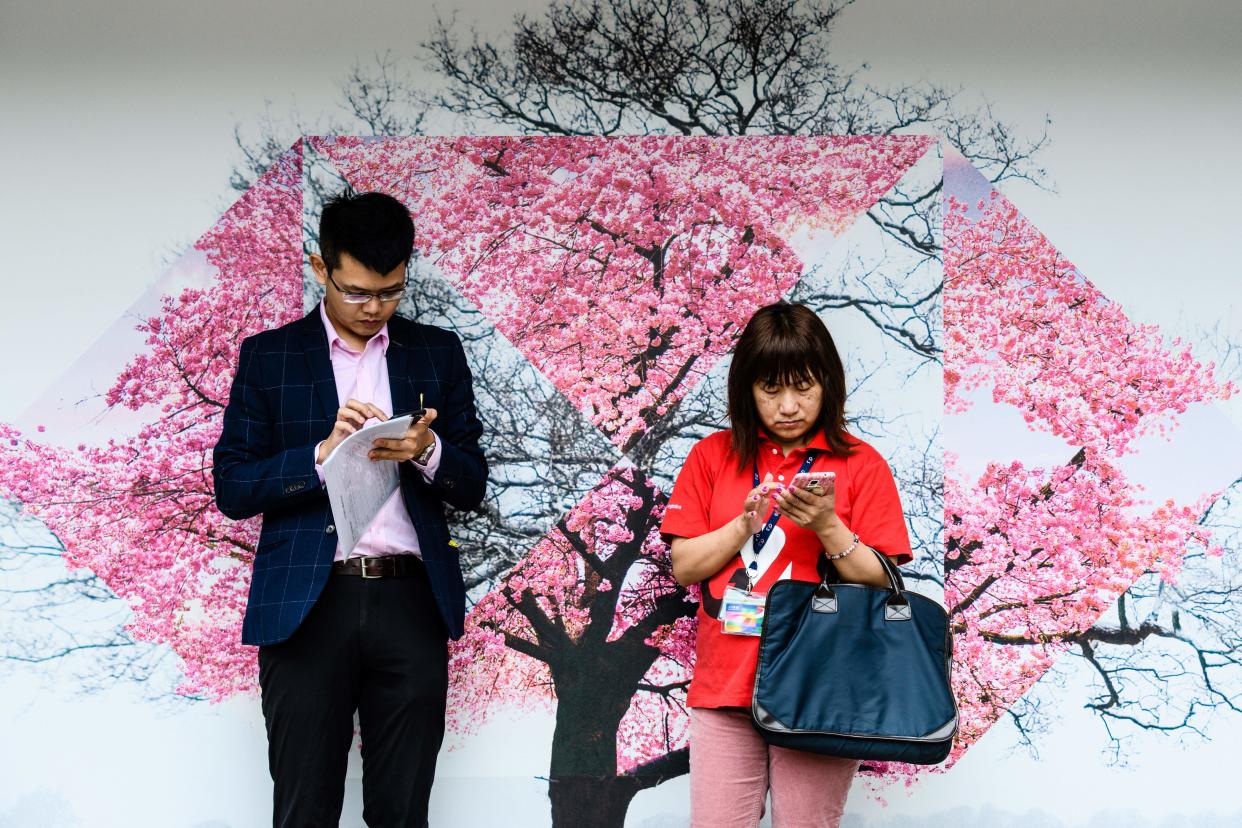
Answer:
[{"left": 719, "top": 587, "right": 765, "bottom": 636}]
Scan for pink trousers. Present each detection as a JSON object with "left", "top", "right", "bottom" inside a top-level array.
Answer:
[{"left": 689, "top": 707, "right": 859, "bottom": 828}]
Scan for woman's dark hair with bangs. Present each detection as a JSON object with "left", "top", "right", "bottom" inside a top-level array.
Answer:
[{"left": 727, "top": 303, "right": 852, "bottom": 467}]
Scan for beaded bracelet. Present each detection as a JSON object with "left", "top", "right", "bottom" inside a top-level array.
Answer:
[{"left": 825, "top": 533, "right": 860, "bottom": 561}]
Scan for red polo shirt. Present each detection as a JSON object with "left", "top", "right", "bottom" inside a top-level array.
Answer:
[{"left": 661, "top": 429, "right": 913, "bottom": 708}]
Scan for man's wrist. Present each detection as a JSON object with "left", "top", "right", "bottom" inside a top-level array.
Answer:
[{"left": 413, "top": 436, "right": 437, "bottom": 465}]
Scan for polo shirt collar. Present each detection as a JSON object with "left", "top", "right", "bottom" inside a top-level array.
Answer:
[{"left": 758, "top": 428, "right": 831, "bottom": 455}]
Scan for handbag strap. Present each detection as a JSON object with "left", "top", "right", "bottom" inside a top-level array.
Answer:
[
  {"left": 815, "top": 546, "right": 910, "bottom": 620},
  {"left": 869, "top": 546, "right": 906, "bottom": 594},
  {"left": 821, "top": 545, "right": 904, "bottom": 595}
]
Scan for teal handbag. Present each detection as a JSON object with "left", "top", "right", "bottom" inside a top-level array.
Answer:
[{"left": 751, "top": 548, "right": 957, "bottom": 764}]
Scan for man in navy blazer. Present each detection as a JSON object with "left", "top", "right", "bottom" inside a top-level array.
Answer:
[{"left": 213, "top": 191, "right": 487, "bottom": 827}]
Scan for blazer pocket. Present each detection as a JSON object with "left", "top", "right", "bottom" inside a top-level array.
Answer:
[{"left": 255, "top": 536, "right": 291, "bottom": 559}]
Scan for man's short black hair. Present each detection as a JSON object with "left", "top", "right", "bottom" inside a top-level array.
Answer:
[{"left": 319, "top": 190, "right": 415, "bottom": 275}]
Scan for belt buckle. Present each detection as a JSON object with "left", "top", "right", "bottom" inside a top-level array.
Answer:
[{"left": 360, "top": 557, "right": 383, "bottom": 579}]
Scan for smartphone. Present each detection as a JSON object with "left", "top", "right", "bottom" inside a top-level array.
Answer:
[{"left": 790, "top": 471, "right": 835, "bottom": 496}]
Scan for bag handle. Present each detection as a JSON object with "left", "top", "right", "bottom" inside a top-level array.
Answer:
[
  {"left": 819, "top": 545, "right": 904, "bottom": 593},
  {"left": 871, "top": 547, "right": 912, "bottom": 621},
  {"left": 814, "top": 546, "right": 910, "bottom": 621},
  {"left": 870, "top": 546, "right": 905, "bottom": 594}
]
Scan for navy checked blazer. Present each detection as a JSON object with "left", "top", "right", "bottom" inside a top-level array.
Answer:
[{"left": 212, "top": 306, "right": 488, "bottom": 646}]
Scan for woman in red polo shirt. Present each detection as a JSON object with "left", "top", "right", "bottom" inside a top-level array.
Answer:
[{"left": 661, "top": 303, "right": 913, "bottom": 828}]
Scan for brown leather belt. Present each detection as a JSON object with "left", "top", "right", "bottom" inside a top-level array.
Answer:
[{"left": 332, "top": 555, "right": 423, "bottom": 579}]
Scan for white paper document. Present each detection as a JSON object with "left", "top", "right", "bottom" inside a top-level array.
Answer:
[{"left": 322, "top": 414, "right": 414, "bottom": 556}]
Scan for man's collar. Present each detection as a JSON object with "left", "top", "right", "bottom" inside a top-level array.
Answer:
[{"left": 318, "top": 300, "right": 390, "bottom": 354}]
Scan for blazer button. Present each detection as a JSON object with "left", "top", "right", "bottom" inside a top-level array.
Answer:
[{"left": 326, "top": 524, "right": 336, "bottom": 535}]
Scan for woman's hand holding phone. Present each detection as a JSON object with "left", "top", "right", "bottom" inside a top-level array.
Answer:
[{"left": 773, "top": 471, "right": 839, "bottom": 533}]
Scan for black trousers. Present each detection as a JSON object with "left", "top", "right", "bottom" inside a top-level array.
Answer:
[{"left": 258, "top": 561, "right": 448, "bottom": 828}]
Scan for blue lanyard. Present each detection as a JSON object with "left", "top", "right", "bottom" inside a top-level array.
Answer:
[{"left": 749, "top": 450, "right": 818, "bottom": 561}]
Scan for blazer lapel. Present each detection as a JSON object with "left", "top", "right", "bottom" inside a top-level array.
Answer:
[
  {"left": 301, "top": 306, "right": 339, "bottom": 424},
  {"left": 386, "top": 321, "right": 415, "bottom": 416}
]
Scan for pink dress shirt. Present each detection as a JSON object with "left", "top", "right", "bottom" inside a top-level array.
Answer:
[{"left": 312, "top": 302, "right": 442, "bottom": 561}]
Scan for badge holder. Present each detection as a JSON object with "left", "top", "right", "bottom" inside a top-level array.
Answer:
[
  {"left": 719, "top": 451, "right": 818, "bottom": 637},
  {"left": 719, "top": 586, "right": 765, "bottom": 636}
]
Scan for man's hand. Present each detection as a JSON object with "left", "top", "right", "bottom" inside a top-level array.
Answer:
[
  {"left": 369, "top": 408, "right": 439, "bottom": 463},
  {"left": 316, "top": 399, "right": 388, "bottom": 465}
]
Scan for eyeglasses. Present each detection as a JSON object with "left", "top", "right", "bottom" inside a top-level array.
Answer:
[{"left": 326, "top": 271, "right": 407, "bottom": 304}]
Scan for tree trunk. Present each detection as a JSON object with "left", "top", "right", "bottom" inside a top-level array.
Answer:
[
  {"left": 548, "top": 775, "right": 640, "bottom": 828},
  {"left": 544, "top": 648, "right": 652, "bottom": 827}
]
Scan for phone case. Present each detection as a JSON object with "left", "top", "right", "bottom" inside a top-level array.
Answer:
[{"left": 790, "top": 471, "right": 835, "bottom": 495}]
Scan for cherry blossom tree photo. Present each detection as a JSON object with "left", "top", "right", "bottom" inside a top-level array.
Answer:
[
  {"left": 3, "top": 1, "right": 1240, "bottom": 826},
  {"left": 309, "top": 134, "right": 937, "bottom": 822},
  {"left": 1, "top": 134, "right": 937, "bottom": 826},
  {"left": 313, "top": 135, "right": 932, "bottom": 453},
  {"left": 942, "top": 177, "right": 1239, "bottom": 762},
  {"left": 0, "top": 146, "right": 303, "bottom": 698}
]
